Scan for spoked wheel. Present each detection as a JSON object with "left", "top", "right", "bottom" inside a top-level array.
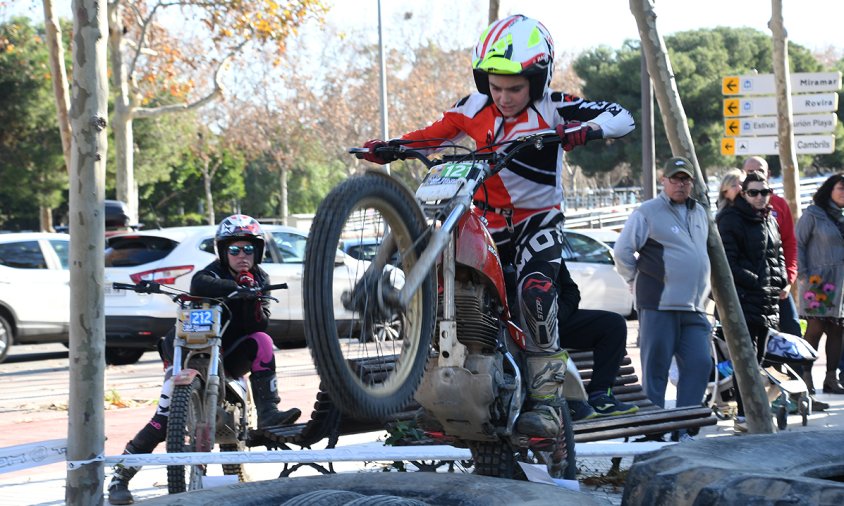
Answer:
[
  {"left": 166, "top": 376, "right": 207, "bottom": 493},
  {"left": 304, "top": 172, "right": 436, "bottom": 420}
]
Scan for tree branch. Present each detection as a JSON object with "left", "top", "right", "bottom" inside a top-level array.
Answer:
[{"left": 133, "top": 40, "right": 244, "bottom": 119}]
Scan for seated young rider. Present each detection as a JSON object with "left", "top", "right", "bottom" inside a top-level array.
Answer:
[
  {"left": 556, "top": 259, "right": 638, "bottom": 420},
  {"left": 361, "top": 14, "right": 635, "bottom": 437},
  {"left": 108, "top": 215, "right": 301, "bottom": 505}
]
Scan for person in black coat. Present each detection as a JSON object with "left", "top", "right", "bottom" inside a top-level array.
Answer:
[{"left": 716, "top": 172, "right": 788, "bottom": 429}]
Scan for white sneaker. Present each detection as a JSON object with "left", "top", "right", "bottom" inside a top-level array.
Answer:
[{"left": 734, "top": 416, "right": 748, "bottom": 433}]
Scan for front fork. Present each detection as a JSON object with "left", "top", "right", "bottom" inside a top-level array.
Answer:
[{"left": 172, "top": 343, "right": 221, "bottom": 455}]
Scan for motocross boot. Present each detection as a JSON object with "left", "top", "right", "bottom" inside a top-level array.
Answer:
[
  {"left": 516, "top": 351, "right": 567, "bottom": 438},
  {"left": 107, "top": 442, "right": 142, "bottom": 505},
  {"left": 250, "top": 370, "right": 302, "bottom": 428}
]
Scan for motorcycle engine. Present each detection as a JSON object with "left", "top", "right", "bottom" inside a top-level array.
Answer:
[
  {"left": 417, "top": 279, "right": 516, "bottom": 441},
  {"left": 445, "top": 279, "right": 501, "bottom": 352}
]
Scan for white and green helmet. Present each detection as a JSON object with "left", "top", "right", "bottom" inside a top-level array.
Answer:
[{"left": 472, "top": 15, "right": 555, "bottom": 101}]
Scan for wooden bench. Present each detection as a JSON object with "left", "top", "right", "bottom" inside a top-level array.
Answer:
[
  {"left": 247, "top": 350, "right": 716, "bottom": 474},
  {"left": 568, "top": 350, "right": 716, "bottom": 442}
]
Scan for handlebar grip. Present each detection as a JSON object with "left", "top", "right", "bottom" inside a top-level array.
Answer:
[
  {"left": 112, "top": 281, "right": 162, "bottom": 294},
  {"left": 264, "top": 283, "right": 288, "bottom": 291},
  {"left": 349, "top": 147, "right": 368, "bottom": 160}
]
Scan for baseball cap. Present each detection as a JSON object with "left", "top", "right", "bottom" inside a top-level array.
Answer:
[{"left": 663, "top": 157, "right": 694, "bottom": 178}]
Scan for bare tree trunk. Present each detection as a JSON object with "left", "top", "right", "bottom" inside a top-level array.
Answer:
[
  {"left": 108, "top": 1, "right": 137, "bottom": 222},
  {"left": 275, "top": 151, "right": 289, "bottom": 225},
  {"left": 641, "top": 51, "right": 656, "bottom": 201},
  {"left": 202, "top": 160, "right": 215, "bottom": 225},
  {"left": 67, "top": 0, "right": 108, "bottom": 502},
  {"left": 41, "top": 0, "right": 73, "bottom": 232},
  {"left": 42, "top": 0, "right": 72, "bottom": 169},
  {"left": 488, "top": 0, "right": 500, "bottom": 23},
  {"left": 630, "top": 0, "right": 774, "bottom": 434},
  {"left": 39, "top": 207, "right": 54, "bottom": 232},
  {"left": 770, "top": 0, "right": 801, "bottom": 223}
]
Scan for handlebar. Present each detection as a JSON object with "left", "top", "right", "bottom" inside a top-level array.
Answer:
[
  {"left": 349, "top": 128, "right": 601, "bottom": 171},
  {"left": 111, "top": 281, "right": 288, "bottom": 302}
]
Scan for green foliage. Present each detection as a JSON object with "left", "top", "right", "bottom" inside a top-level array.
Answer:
[
  {"left": 572, "top": 27, "right": 830, "bottom": 178},
  {"left": 138, "top": 139, "right": 246, "bottom": 227},
  {"left": 0, "top": 18, "right": 65, "bottom": 229}
]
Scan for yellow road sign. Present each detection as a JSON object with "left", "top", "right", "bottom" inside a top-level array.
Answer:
[
  {"left": 724, "top": 119, "right": 741, "bottom": 137},
  {"left": 721, "top": 138, "right": 735, "bottom": 156},
  {"left": 722, "top": 76, "right": 739, "bottom": 95},
  {"left": 723, "top": 99, "right": 740, "bottom": 117}
]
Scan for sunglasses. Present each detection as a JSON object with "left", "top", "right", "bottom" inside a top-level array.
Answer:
[
  {"left": 745, "top": 189, "right": 772, "bottom": 197},
  {"left": 667, "top": 175, "right": 693, "bottom": 186},
  {"left": 227, "top": 244, "right": 255, "bottom": 256}
]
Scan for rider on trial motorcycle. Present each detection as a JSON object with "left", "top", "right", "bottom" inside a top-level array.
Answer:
[
  {"left": 361, "top": 14, "right": 636, "bottom": 437},
  {"left": 108, "top": 215, "right": 301, "bottom": 505}
]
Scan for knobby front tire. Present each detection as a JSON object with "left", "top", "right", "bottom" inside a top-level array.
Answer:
[
  {"left": 303, "top": 172, "right": 436, "bottom": 420},
  {"left": 166, "top": 376, "right": 206, "bottom": 494}
]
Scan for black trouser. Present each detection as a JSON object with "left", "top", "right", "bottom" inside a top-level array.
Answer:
[
  {"left": 559, "top": 309, "right": 627, "bottom": 395},
  {"left": 734, "top": 323, "right": 770, "bottom": 417}
]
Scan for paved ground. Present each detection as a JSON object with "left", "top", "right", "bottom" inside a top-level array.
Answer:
[{"left": 2, "top": 320, "right": 843, "bottom": 505}]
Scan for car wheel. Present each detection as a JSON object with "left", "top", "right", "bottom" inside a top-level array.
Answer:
[
  {"left": 105, "top": 347, "right": 146, "bottom": 366},
  {"left": 0, "top": 315, "right": 12, "bottom": 363}
]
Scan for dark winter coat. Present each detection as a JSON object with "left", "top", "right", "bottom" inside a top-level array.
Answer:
[
  {"left": 716, "top": 197, "right": 788, "bottom": 328},
  {"left": 190, "top": 260, "right": 271, "bottom": 347}
]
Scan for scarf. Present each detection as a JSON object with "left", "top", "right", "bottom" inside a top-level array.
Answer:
[{"left": 825, "top": 199, "right": 844, "bottom": 240}]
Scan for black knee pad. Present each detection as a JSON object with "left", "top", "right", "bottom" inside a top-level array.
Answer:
[{"left": 520, "top": 272, "right": 559, "bottom": 351}]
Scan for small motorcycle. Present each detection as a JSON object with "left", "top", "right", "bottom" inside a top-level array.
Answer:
[
  {"left": 113, "top": 280, "right": 286, "bottom": 493},
  {"left": 303, "top": 130, "right": 592, "bottom": 479}
]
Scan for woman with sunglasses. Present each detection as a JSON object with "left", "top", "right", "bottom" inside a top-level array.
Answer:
[
  {"left": 716, "top": 171, "right": 788, "bottom": 431},
  {"left": 796, "top": 173, "right": 844, "bottom": 396},
  {"left": 108, "top": 215, "right": 300, "bottom": 505}
]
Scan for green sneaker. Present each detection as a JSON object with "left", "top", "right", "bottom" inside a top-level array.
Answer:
[
  {"left": 588, "top": 389, "right": 639, "bottom": 417},
  {"left": 569, "top": 400, "right": 599, "bottom": 421}
]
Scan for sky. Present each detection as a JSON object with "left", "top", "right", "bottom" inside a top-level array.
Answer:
[
  {"left": 4, "top": 0, "right": 842, "bottom": 56},
  {"left": 325, "top": 0, "right": 843, "bottom": 56}
]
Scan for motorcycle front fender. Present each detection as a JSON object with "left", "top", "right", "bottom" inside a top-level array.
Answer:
[{"left": 173, "top": 368, "right": 202, "bottom": 386}]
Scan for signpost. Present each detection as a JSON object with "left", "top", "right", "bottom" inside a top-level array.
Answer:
[
  {"left": 722, "top": 72, "right": 842, "bottom": 95},
  {"left": 721, "top": 71, "right": 840, "bottom": 156},
  {"left": 723, "top": 93, "right": 838, "bottom": 117},
  {"left": 720, "top": 135, "right": 836, "bottom": 156},
  {"left": 724, "top": 113, "right": 838, "bottom": 137}
]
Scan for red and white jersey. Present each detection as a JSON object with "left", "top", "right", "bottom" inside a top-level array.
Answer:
[{"left": 401, "top": 91, "right": 635, "bottom": 212}]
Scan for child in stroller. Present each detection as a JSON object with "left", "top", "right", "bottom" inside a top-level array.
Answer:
[{"left": 704, "top": 322, "right": 820, "bottom": 430}]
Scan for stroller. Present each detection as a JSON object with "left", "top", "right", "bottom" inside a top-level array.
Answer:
[{"left": 704, "top": 323, "right": 819, "bottom": 429}]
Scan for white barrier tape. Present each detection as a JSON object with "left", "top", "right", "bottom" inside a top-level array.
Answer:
[
  {"left": 103, "top": 441, "right": 675, "bottom": 467},
  {"left": 0, "top": 439, "right": 68, "bottom": 474},
  {"left": 105, "top": 445, "right": 474, "bottom": 467},
  {"left": 67, "top": 453, "right": 105, "bottom": 470},
  {"left": 1, "top": 439, "right": 674, "bottom": 473}
]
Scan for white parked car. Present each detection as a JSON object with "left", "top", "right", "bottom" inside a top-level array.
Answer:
[
  {"left": 563, "top": 229, "right": 634, "bottom": 318},
  {"left": 104, "top": 224, "right": 363, "bottom": 364},
  {"left": 0, "top": 232, "right": 70, "bottom": 363}
]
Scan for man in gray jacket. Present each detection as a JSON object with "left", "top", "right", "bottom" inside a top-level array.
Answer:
[{"left": 613, "top": 157, "right": 712, "bottom": 440}]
